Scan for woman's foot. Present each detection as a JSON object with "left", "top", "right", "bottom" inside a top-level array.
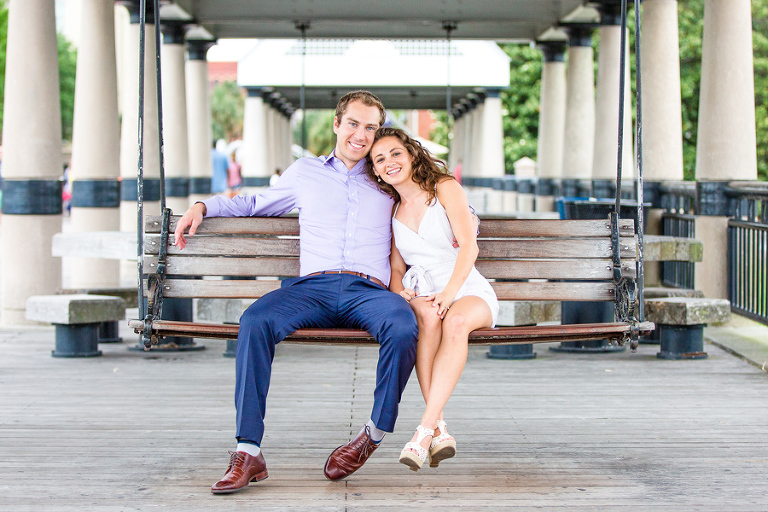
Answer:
[
  {"left": 398, "top": 425, "right": 434, "bottom": 471},
  {"left": 429, "top": 419, "right": 456, "bottom": 467}
]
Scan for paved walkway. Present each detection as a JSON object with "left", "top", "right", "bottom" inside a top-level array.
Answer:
[{"left": 0, "top": 316, "right": 767, "bottom": 511}]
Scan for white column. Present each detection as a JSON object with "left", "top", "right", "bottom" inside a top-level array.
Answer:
[
  {"left": 118, "top": 3, "right": 161, "bottom": 282},
  {"left": 185, "top": 39, "right": 215, "bottom": 205},
  {"left": 696, "top": 0, "right": 757, "bottom": 181},
  {"left": 592, "top": 12, "right": 633, "bottom": 194},
  {"left": 641, "top": 0, "right": 685, "bottom": 286},
  {"left": 119, "top": 4, "right": 160, "bottom": 234},
  {"left": 535, "top": 41, "right": 567, "bottom": 212},
  {"left": 450, "top": 112, "right": 465, "bottom": 178},
  {"left": 264, "top": 99, "right": 277, "bottom": 177},
  {"left": 241, "top": 89, "right": 271, "bottom": 192},
  {"left": 642, "top": 0, "right": 684, "bottom": 182},
  {"left": 695, "top": 0, "right": 757, "bottom": 300},
  {"left": 515, "top": 158, "right": 537, "bottom": 212},
  {"left": 68, "top": 0, "right": 121, "bottom": 288},
  {"left": 284, "top": 109, "right": 294, "bottom": 170},
  {"left": 478, "top": 91, "right": 505, "bottom": 214},
  {"left": 160, "top": 21, "right": 190, "bottom": 215},
  {"left": 461, "top": 102, "right": 474, "bottom": 179},
  {"left": 1, "top": 0, "right": 62, "bottom": 324},
  {"left": 470, "top": 100, "right": 485, "bottom": 179},
  {"left": 561, "top": 27, "right": 595, "bottom": 193}
]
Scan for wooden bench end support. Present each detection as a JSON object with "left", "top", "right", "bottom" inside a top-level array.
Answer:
[
  {"left": 645, "top": 298, "right": 731, "bottom": 360},
  {"left": 26, "top": 295, "right": 126, "bottom": 358}
]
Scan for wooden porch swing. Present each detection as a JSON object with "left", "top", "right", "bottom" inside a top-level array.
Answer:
[{"left": 128, "top": 0, "right": 654, "bottom": 349}]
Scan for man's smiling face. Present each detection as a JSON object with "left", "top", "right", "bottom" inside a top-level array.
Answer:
[{"left": 332, "top": 100, "right": 382, "bottom": 169}]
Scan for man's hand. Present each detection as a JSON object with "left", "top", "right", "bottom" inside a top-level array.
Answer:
[
  {"left": 173, "top": 202, "right": 206, "bottom": 250},
  {"left": 399, "top": 288, "right": 416, "bottom": 303}
]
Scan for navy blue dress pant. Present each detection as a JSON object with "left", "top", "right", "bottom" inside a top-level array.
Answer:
[{"left": 234, "top": 273, "right": 418, "bottom": 445}]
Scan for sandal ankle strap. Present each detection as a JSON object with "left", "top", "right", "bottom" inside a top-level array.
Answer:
[{"left": 415, "top": 425, "right": 435, "bottom": 439}]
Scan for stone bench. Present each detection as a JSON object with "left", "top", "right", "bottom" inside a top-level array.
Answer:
[
  {"left": 645, "top": 297, "right": 731, "bottom": 360},
  {"left": 26, "top": 295, "right": 126, "bottom": 357},
  {"left": 640, "top": 287, "right": 705, "bottom": 344},
  {"left": 643, "top": 235, "right": 703, "bottom": 262}
]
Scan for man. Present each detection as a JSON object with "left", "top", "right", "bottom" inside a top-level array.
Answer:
[{"left": 174, "top": 91, "right": 418, "bottom": 494}]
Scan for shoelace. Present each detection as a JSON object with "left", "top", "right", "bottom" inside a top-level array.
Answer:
[
  {"left": 226, "top": 450, "right": 246, "bottom": 472},
  {"left": 353, "top": 426, "right": 374, "bottom": 462}
]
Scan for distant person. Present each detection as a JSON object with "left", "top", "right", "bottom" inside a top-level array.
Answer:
[
  {"left": 269, "top": 168, "right": 281, "bottom": 187},
  {"left": 227, "top": 151, "right": 243, "bottom": 192},
  {"left": 211, "top": 140, "right": 229, "bottom": 194}
]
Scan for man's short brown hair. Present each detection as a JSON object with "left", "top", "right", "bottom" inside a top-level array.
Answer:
[{"left": 335, "top": 90, "right": 386, "bottom": 127}]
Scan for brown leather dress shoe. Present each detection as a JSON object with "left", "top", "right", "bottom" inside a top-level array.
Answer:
[
  {"left": 211, "top": 451, "right": 268, "bottom": 494},
  {"left": 324, "top": 426, "right": 379, "bottom": 481}
]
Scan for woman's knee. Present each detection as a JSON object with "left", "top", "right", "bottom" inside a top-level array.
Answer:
[{"left": 442, "top": 312, "right": 471, "bottom": 339}]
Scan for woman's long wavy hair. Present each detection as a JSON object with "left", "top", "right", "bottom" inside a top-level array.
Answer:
[{"left": 365, "top": 127, "right": 454, "bottom": 205}]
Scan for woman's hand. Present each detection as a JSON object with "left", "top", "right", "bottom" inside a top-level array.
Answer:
[
  {"left": 426, "top": 291, "right": 456, "bottom": 319},
  {"left": 399, "top": 288, "right": 416, "bottom": 303}
]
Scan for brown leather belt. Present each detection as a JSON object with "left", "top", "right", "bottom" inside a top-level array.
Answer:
[{"left": 306, "top": 270, "right": 386, "bottom": 289}]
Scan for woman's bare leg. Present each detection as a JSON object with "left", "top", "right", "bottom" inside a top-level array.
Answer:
[
  {"left": 419, "top": 296, "right": 492, "bottom": 431},
  {"left": 402, "top": 296, "right": 492, "bottom": 456},
  {"left": 409, "top": 298, "right": 443, "bottom": 404}
]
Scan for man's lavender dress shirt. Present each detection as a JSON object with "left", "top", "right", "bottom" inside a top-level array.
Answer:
[{"left": 202, "top": 151, "right": 395, "bottom": 286}]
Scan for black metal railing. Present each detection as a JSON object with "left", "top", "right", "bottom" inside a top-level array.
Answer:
[
  {"left": 659, "top": 182, "right": 696, "bottom": 288},
  {"left": 726, "top": 182, "right": 768, "bottom": 325}
]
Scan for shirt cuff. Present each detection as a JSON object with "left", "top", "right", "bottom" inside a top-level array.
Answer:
[{"left": 200, "top": 198, "right": 219, "bottom": 218}]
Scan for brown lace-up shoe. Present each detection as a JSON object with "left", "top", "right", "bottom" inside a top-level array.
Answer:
[
  {"left": 324, "top": 426, "right": 379, "bottom": 480},
  {"left": 211, "top": 451, "right": 268, "bottom": 494}
]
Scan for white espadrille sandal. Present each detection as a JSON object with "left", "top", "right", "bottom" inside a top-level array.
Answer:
[
  {"left": 398, "top": 425, "right": 434, "bottom": 471},
  {"left": 429, "top": 419, "right": 457, "bottom": 467}
]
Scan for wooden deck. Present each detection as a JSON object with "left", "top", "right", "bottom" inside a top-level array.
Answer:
[{"left": 1, "top": 324, "right": 767, "bottom": 511}]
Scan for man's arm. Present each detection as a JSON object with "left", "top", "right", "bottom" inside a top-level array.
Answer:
[{"left": 174, "top": 163, "right": 301, "bottom": 250}]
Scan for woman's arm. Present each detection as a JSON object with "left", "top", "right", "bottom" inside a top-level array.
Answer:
[
  {"left": 430, "top": 179, "right": 479, "bottom": 308},
  {"left": 389, "top": 236, "right": 406, "bottom": 294}
]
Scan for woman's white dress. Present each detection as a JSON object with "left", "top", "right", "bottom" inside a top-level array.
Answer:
[{"left": 393, "top": 197, "right": 499, "bottom": 326}]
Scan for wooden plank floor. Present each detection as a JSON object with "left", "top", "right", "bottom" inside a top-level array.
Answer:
[{"left": 1, "top": 325, "right": 767, "bottom": 511}]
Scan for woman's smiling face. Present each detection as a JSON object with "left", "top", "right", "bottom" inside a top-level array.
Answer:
[{"left": 370, "top": 136, "right": 413, "bottom": 187}]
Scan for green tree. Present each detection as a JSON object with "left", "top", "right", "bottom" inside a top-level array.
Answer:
[
  {"left": 751, "top": 0, "right": 768, "bottom": 181},
  {"left": 0, "top": 3, "right": 9, "bottom": 137},
  {"left": 499, "top": 43, "right": 542, "bottom": 173},
  {"left": 293, "top": 109, "right": 336, "bottom": 157},
  {"left": 210, "top": 80, "right": 245, "bottom": 142},
  {"left": 58, "top": 33, "right": 77, "bottom": 142}
]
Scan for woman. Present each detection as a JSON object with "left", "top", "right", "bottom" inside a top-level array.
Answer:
[{"left": 366, "top": 128, "right": 499, "bottom": 471}]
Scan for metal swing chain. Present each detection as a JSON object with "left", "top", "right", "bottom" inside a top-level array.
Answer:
[
  {"left": 612, "top": 0, "right": 642, "bottom": 348},
  {"left": 138, "top": 0, "right": 169, "bottom": 349},
  {"left": 136, "top": 0, "right": 147, "bottom": 331},
  {"left": 634, "top": 0, "right": 646, "bottom": 325}
]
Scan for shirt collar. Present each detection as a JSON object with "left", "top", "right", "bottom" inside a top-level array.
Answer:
[{"left": 323, "top": 150, "right": 368, "bottom": 176}]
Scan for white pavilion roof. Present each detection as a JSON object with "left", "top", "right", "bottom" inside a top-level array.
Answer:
[{"left": 236, "top": 39, "right": 511, "bottom": 110}]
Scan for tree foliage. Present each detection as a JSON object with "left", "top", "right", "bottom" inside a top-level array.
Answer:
[
  {"left": 58, "top": 33, "right": 77, "bottom": 142},
  {"left": 210, "top": 80, "right": 245, "bottom": 142},
  {"left": 293, "top": 110, "right": 337, "bottom": 157},
  {"left": 432, "top": 1, "right": 767, "bottom": 181},
  {"left": 0, "top": 3, "right": 8, "bottom": 137},
  {"left": 498, "top": 43, "right": 542, "bottom": 172}
]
